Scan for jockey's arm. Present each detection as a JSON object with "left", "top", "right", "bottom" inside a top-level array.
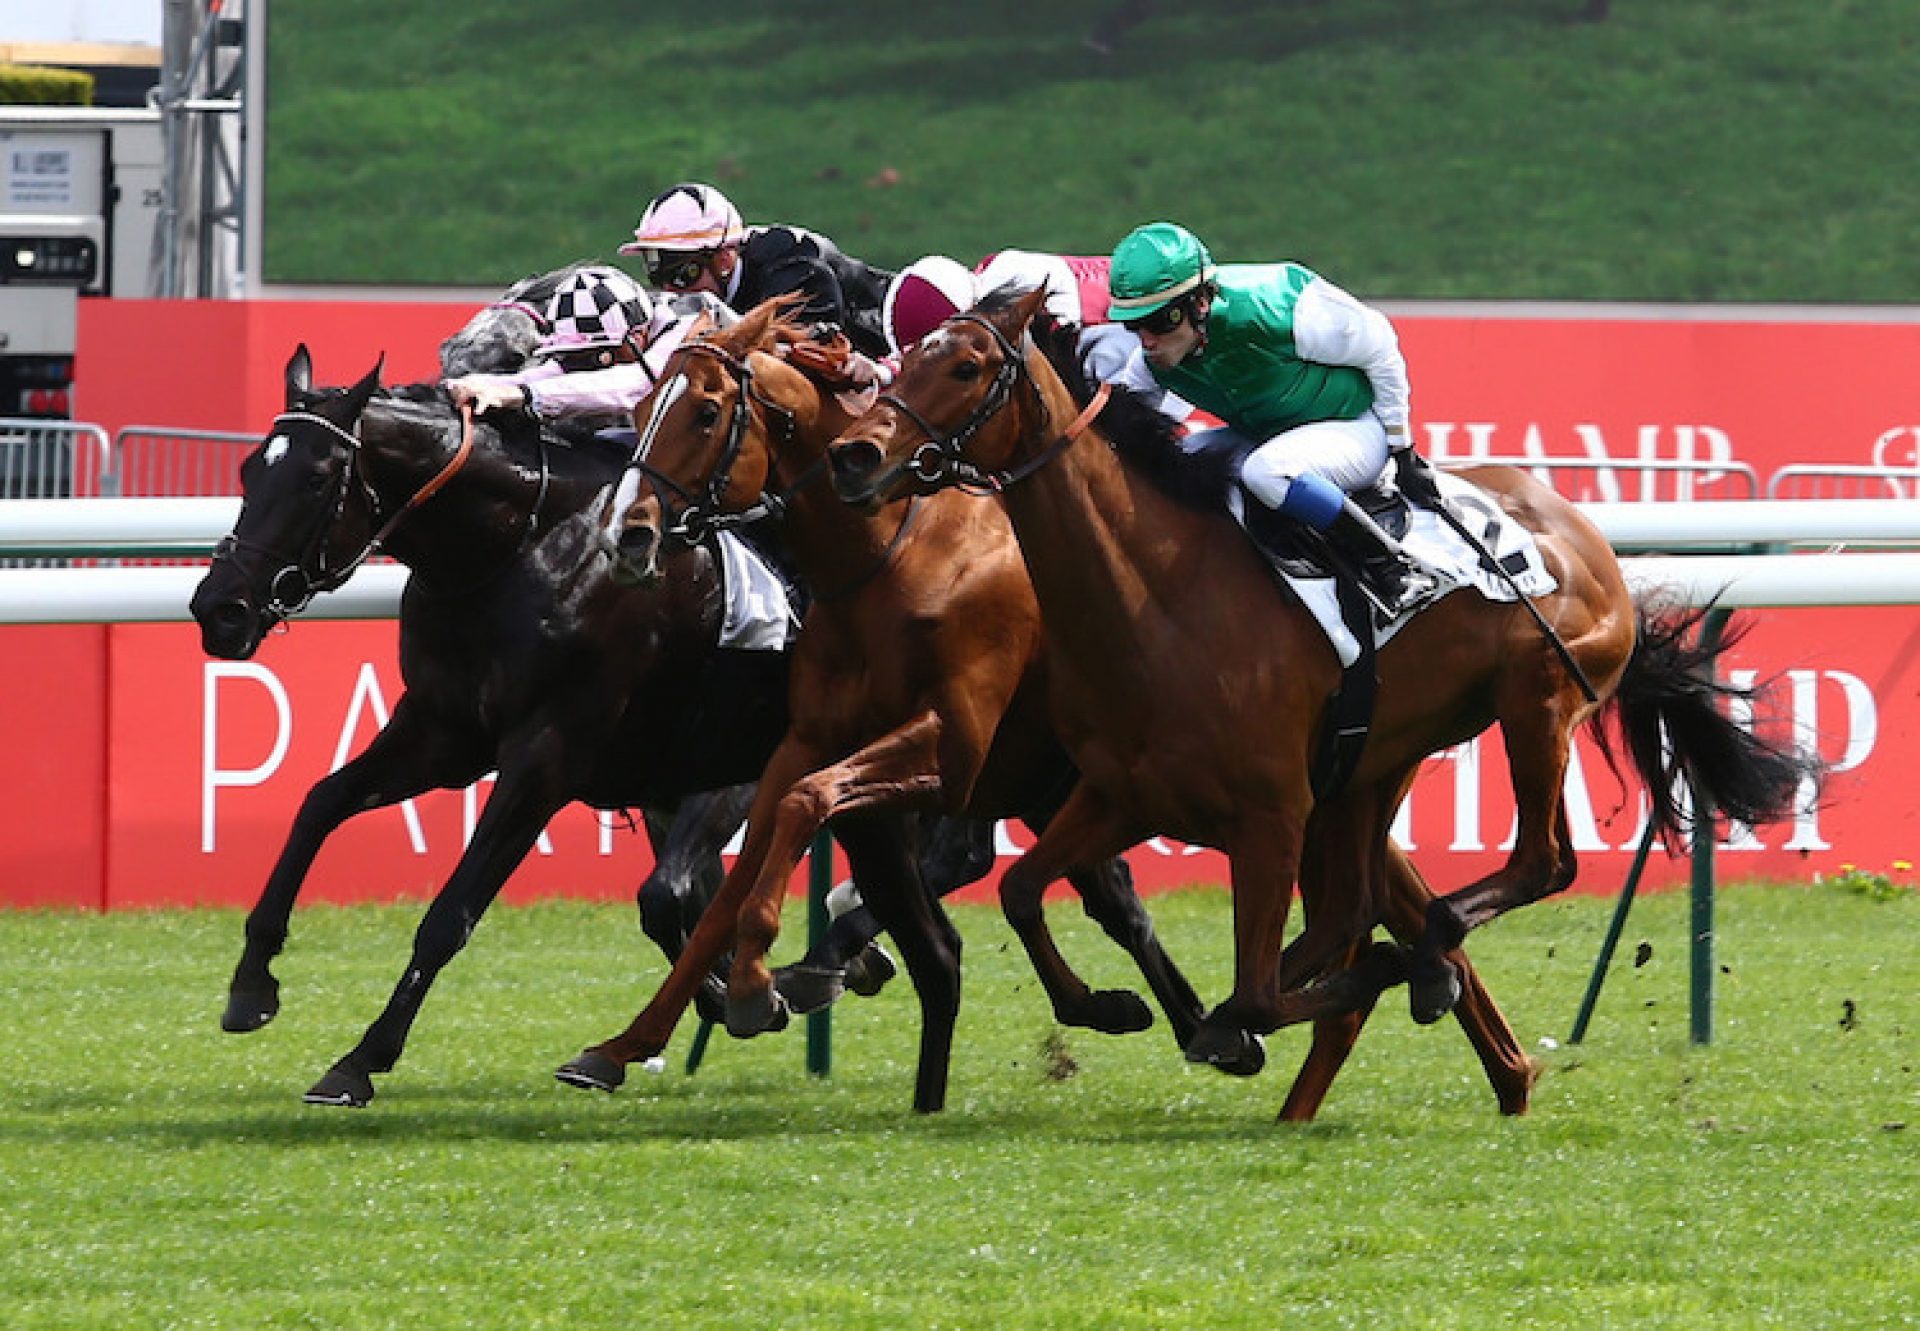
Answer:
[
  {"left": 1291, "top": 277, "right": 1412, "bottom": 449},
  {"left": 520, "top": 363, "right": 657, "bottom": 420},
  {"left": 443, "top": 360, "right": 562, "bottom": 414}
]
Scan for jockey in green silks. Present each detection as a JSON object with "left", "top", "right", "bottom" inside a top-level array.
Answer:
[{"left": 1109, "top": 221, "right": 1441, "bottom": 620}]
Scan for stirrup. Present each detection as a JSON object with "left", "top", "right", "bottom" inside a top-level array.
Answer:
[{"left": 1361, "top": 558, "right": 1442, "bottom": 623}]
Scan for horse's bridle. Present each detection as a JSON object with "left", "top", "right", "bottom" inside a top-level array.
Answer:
[
  {"left": 871, "top": 312, "right": 1109, "bottom": 497},
  {"left": 625, "top": 340, "right": 808, "bottom": 549},
  {"left": 211, "top": 401, "right": 504, "bottom": 621}
]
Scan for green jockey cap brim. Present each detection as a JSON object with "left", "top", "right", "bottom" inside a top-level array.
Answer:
[{"left": 1108, "top": 222, "right": 1216, "bottom": 321}]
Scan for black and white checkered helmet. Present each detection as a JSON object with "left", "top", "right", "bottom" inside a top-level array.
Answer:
[{"left": 537, "top": 266, "right": 655, "bottom": 358}]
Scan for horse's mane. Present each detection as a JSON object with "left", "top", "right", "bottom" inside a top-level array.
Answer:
[
  {"left": 704, "top": 294, "right": 811, "bottom": 360},
  {"left": 973, "top": 285, "right": 1229, "bottom": 514},
  {"left": 700, "top": 294, "right": 869, "bottom": 394}
]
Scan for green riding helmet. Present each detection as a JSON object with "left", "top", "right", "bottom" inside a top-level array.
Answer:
[{"left": 1108, "top": 222, "right": 1217, "bottom": 322}]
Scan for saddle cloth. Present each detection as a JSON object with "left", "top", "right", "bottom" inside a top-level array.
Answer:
[
  {"left": 715, "top": 530, "right": 801, "bottom": 651},
  {"left": 1235, "top": 471, "right": 1558, "bottom": 668}
]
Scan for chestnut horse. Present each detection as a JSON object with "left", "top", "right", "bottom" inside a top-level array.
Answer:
[
  {"left": 561, "top": 302, "right": 1539, "bottom": 1119},
  {"left": 826, "top": 287, "right": 1815, "bottom": 1084}
]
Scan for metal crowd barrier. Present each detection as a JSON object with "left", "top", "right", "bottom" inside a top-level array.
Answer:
[
  {"left": 1767, "top": 463, "right": 1920, "bottom": 501},
  {"left": 0, "top": 417, "right": 113, "bottom": 500},
  {"left": 0, "top": 418, "right": 115, "bottom": 568},
  {"left": 108, "top": 425, "right": 256, "bottom": 500},
  {"left": 1441, "top": 454, "right": 1762, "bottom": 503}
]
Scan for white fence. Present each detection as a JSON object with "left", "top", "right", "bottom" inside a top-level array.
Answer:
[{"left": 4, "top": 495, "right": 1920, "bottom": 621}]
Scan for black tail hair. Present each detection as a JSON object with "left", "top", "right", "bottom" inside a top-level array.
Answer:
[{"left": 1593, "top": 598, "right": 1822, "bottom": 850}]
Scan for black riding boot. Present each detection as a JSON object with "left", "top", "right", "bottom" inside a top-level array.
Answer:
[{"left": 1327, "top": 499, "right": 1441, "bottom": 621}]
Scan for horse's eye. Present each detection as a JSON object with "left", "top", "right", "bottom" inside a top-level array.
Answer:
[
  {"left": 305, "top": 470, "right": 330, "bottom": 492},
  {"left": 954, "top": 360, "right": 982, "bottom": 383},
  {"left": 695, "top": 400, "right": 721, "bottom": 429}
]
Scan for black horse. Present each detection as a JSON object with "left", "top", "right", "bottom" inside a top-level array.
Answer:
[
  {"left": 440, "top": 268, "right": 787, "bottom": 1006},
  {"left": 190, "top": 346, "right": 807, "bottom": 1106},
  {"left": 436, "top": 269, "right": 976, "bottom": 1009}
]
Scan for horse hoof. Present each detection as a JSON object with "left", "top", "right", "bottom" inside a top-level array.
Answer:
[
  {"left": 774, "top": 963, "right": 848, "bottom": 1016},
  {"left": 221, "top": 988, "right": 279, "bottom": 1033},
  {"left": 554, "top": 1050, "right": 627, "bottom": 1094},
  {"left": 1409, "top": 959, "right": 1463, "bottom": 1026},
  {"left": 725, "top": 987, "right": 791, "bottom": 1038},
  {"left": 1184, "top": 1026, "right": 1267, "bottom": 1077},
  {"left": 693, "top": 974, "right": 728, "bottom": 1026},
  {"left": 303, "top": 1063, "right": 374, "bottom": 1108},
  {"left": 843, "top": 942, "right": 897, "bottom": 997},
  {"left": 1065, "top": 989, "right": 1155, "bottom": 1035}
]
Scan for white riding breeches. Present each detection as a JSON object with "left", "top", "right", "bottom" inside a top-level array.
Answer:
[{"left": 1210, "top": 412, "right": 1391, "bottom": 510}]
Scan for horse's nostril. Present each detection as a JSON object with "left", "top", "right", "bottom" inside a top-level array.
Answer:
[
  {"left": 617, "top": 525, "right": 657, "bottom": 560},
  {"left": 832, "top": 440, "right": 882, "bottom": 479},
  {"left": 196, "top": 599, "right": 260, "bottom": 659}
]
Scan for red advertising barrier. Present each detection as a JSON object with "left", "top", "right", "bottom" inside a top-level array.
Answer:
[
  {"left": 1401, "top": 317, "right": 1920, "bottom": 489},
  {"left": 1, "top": 300, "right": 1912, "bottom": 911}
]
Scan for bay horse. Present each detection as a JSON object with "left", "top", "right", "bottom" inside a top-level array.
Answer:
[
  {"left": 191, "top": 346, "right": 795, "bottom": 1106},
  {"left": 563, "top": 301, "right": 1538, "bottom": 1119},
  {"left": 826, "top": 286, "right": 1817, "bottom": 1087}
]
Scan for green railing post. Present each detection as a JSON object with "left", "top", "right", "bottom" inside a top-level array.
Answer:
[
  {"left": 685, "top": 829, "right": 836, "bottom": 1077},
  {"left": 1689, "top": 791, "right": 1715, "bottom": 1045},
  {"left": 1689, "top": 608, "right": 1731, "bottom": 1047},
  {"left": 806, "top": 830, "right": 834, "bottom": 1078},
  {"left": 1568, "top": 817, "right": 1658, "bottom": 1043}
]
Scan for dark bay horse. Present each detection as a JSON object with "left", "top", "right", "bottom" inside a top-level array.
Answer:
[
  {"left": 826, "top": 287, "right": 1817, "bottom": 1094},
  {"left": 565, "top": 302, "right": 1537, "bottom": 1119},
  {"left": 190, "top": 347, "right": 794, "bottom": 1106}
]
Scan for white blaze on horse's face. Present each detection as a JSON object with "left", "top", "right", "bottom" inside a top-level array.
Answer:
[
  {"left": 605, "top": 372, "right": 691, "bottom": 542},
  {"left": 264, "top": 436, "right": 290, "bottom": 466},
  {"left": 921, "top": 327, "right": 962, "bottom": 357}
]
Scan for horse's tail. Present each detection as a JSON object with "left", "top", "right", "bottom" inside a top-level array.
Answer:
[{"left": 1592, "top": 599, "right": 1821, "bottom": 850}]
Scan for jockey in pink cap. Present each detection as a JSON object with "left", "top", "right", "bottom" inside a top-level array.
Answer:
[{"left": 618, "top": 182, "right": 897, "bottom": 360}]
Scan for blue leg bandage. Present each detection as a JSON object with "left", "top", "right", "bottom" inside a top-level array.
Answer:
[{"left": 1276, "top": 473, "right": 1346, "bottom": 532}]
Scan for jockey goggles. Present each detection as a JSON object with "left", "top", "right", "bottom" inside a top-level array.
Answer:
[
  {"left": 641, "top": 249, "right": 714, "bottom": 292},
  {"left": 1121, "top": 299, "right": 1190, "bottom": 337}
]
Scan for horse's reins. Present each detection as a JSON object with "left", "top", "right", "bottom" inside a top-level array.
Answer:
[
  {"left": 627, "top": 341, "right": 812, "bottom": 546},
  {"left": 874, "top": 313, "right": 1110, "bottom": 496},
  {"left": 214, "top": 401, "right": 485, "bottom": 619}
]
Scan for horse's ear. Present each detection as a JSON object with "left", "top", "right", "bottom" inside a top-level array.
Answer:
[
  {"left": 342, "top": 355, "right": 385, "bottom": 416},
  {"left": 1005, "top": 284, "right": 1052, "bottom": 335},
  {"left": 285, "top": 344, "right": 314, "bottom": 408}
]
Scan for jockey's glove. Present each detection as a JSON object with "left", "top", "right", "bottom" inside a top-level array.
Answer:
[{"left": 1394, "top": 448, "right": 1445, "bottom": 506}]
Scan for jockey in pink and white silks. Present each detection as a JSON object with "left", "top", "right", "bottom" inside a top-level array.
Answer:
[
  {"left": 1108, "top": 221, "right": 1440, "bottom": 620},
  {"left": 445, "top": 266, "right": 735, "bottom": 422}
]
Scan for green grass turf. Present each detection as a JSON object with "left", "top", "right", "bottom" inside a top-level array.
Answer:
[
  {"left": 260, "top": 0, "right": 1920, "bottom": 302},
  {"left": 1, "top": 883, "right": 1914, "bottom": 1329}
]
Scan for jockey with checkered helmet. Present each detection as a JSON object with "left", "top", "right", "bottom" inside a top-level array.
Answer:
[
  {"left": 620, "top": 182, "right": 896, "bottom": 360},
  {"left": 1107, "top": 221, "right": 1438, "bottom": 619},
  {"left": 445, "top": 265, "right": 735, "bottom": 421}
]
